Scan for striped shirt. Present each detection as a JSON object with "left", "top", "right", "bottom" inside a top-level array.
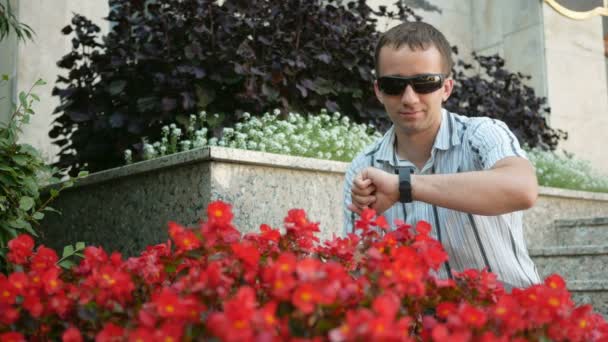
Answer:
[{"left": 343, "top": 109, "right": 541, "bottom": 288}]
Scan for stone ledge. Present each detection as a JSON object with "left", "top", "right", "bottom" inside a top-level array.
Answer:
[
  {"left": 529, "top": 245, "right": 608, "bottom": 256},
  {"left": 555, "top": 217, "right": 608, "bottom": 227},
  {"left": 568, "top": 280, "right": 608, "bottom": 292},
  {"left": 538, "top": 186, "right": 608, "bottom": 202},
  {"left": 64, "top": 147, "right": 350, "bottom": 189}
]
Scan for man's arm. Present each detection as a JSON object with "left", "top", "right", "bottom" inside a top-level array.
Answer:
[
  {"left": 350, "top": 156, "right": 538, "bottom": 216},
  {"left": 412, "top": 156, "right": 538, "bottom": 215}
]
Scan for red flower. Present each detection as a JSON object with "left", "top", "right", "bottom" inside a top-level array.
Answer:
[
  {"left": 296, "top": 257, "right": 322, "bottom": 282},
  {"left": 153, "top": 288, "right": 186, "bottom": 319},
  {"left": 459, "top": 303, "right": 488, "bottom": 328},
  {"left": 154, "top": 322, "right": 184, "bottom": 342},
  {"left": 414, "top": 220, "right": 432, "bottom": 240},
  {"left": 127, "top": 328, "right": 154, "bottom": 342},
  {"left": 7, "top": 234, "right": 35, "bottom": 265},
  {"left": 292, "top": 283, "right": 320, "bottom": 314},
  {"left": 436, "top": 302, "right": 458, "bottom": 319},
  {"left": 545, "top": 273, "right": 566, "bottom": 290},
  {"left": 372, "top": 291, "right": 400, "bottom": 320},
  {"left": 8, "top": 272, "right": 28, "bottom": 296},
  {"left": 0, "top": 304, "right": 19, "bottom": 325},
  {"left": 62, "top": 327, "right": 83, "bottom": 342},
  {"left": 95, "top": 323, "right": 124, "bottom": 342},
  {"left": 0, "top": 332, "right": 25, "bottom": 342},
  {"left": 231, "top": 242, "right": 260, "bottom": 268},
  {"left": 260, "top": 224, "right": 281, "bottom": 243},
  {"left": 374, "top": 215, "right": 389, "bottom": 230},
  {"left": 30, "top": 246, "right": 59, "bottom": 271},
  {"left": 42, "top": 267, "right": 63, "bottom": 294},
  {"left": 207, "top": 200, "right": 234, "bottom": 224},
  {"left": 0, "top": 275, "right": 17, "bottom": 305},
  {"left": 48, "top": 291, "right": 71, "bottom": 317}
]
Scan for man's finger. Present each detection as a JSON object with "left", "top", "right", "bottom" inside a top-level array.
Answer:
[
  {"left": 353, "top": 177, "right": 373, "bottom": 190},
  {"left": 352, "top": 194, "right": 376, "bottom": 207},
  {"left": 352, "top": 184, "right": 376, "bottom": 197},
  {"left": 347, "top": 203, "right": 363, "bottom": 215}
]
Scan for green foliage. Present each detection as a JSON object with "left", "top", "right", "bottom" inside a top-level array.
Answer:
[
  {"left": 57, "top": 241, "right": 86, "bottom": 270},
  {"left": 0, "top": 76, "right": 87, "bottom": 271},
  {"left": 127, "top": 109, "right": 382, "bottom": 163},
  {"left": 51, "top": 0, "right": 419, "bottom": 174},
  {"left": 0, "top": 1, "right": 34, "bottom": 42},
  {"left": 527, "top": 147, "right": 608, "bottom": 193}
]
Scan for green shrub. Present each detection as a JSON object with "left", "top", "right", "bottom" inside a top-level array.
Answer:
[
  {"left": 527, "top": 147, "right": 608, "bottom": 193},
  {"left": 0, "top": 78, "right": 85, "bottom": 271},
  {"left": 126, "top": 109, "right": 381, "bottom": 163}
]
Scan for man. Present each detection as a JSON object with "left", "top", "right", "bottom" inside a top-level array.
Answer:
[{"left": 343, "top": 21, "right": 540, "bottom": 288}]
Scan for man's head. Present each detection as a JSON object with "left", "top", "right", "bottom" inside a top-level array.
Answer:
[
  {"left": 373, "top": 22, "right": 454, "bottom": 138},
  {"left": 374, "top": 21, "right": 453, "bottom": 76}
]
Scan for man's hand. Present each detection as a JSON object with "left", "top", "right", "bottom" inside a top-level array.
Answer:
[{"left": 348, "top": 167, "right": 399, "bottom": 215}]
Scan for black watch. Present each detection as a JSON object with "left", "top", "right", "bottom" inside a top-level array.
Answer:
[{"left": 396, "top": 167, "right": 415, "bottom": 203}]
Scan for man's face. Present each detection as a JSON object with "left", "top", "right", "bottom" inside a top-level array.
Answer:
[{"left": 374, "top": 44, "right": 453, "bottom": 137}]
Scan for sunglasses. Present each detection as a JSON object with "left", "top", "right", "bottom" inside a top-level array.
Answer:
[{"left": 377, "top": 73, "right": 446, "bottom": 95}]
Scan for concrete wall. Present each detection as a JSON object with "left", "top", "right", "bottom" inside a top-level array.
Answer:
[
  {"left": 12, "top": 0, "right": 109, "bottom": 162},
  {"left": 542, "top": 2, "right": 608, "bottom": 174}
]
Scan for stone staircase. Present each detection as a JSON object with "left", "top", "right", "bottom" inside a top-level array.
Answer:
[{"left": 529, "top": 217, "right": 608, "bottom": 317}]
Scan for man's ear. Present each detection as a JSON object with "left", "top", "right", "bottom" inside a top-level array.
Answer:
[
  {"left": 374, "top": 80, "right": 384, "bottom": 105},
  {"left": 441, "top": 77, "right": 454, "bottom": 102}
]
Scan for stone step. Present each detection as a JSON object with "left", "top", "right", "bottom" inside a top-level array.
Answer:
[
  {"left": 568, "top": 280, "right": 608, "bottom": 319},
  {"left": 554, "top": 217, "right": 608, "bottom": 246},
  {"left": 529, "top": 245, "right": 608, "bottom": 282}
]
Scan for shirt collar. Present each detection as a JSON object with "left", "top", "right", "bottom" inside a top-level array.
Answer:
[{"left": 372, "top": 109, "right": 461, "bottom": 165}]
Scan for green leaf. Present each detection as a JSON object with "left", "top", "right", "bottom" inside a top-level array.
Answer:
[
  {"left": 19, "top": 91, "right": 28, "bottom": 107},
  {"left": 32, "top": 212, "right": 44, "bottom": 220},
  {"left": 77, "top": 170, "right": 89, "bottom": 177},
  {"left": 75, "top": 242, "right": 86, "bottom": 250},
  {"left": 58, "top": 259, "right": 75, "bottom": 269},
  {"left": 30, "top": 93, "right": 40, "bottom": 102},
  {"left": 63, "top": 245, "right": 75, "bottom": 258},
  {"left": 8, "top": 219, "right": 26, "bottom": 229},
  {"left": 35, "top": 79, "right": 47, "bottom": 86},
  {"left": 43, "top": 206, "right": 61, "bottom": 214},
  {"left": 108, "top": 80, "right": 127, "bottom": 95},
  {"left": 2, "top": 74, "right": 9, "bottom": 81},
  {"left": 19, "top": 196, "right": 35, "bottom": 211},
  {"left": 50, "top": 188, "right": 59, "bottom": 197},
  {"left": 21, "top": 221, "right": 37, "bottom": 236},
  {"left": 12, "top": 154, "right": 29, "bottom": 166}
]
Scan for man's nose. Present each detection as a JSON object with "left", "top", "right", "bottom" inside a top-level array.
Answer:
[{"left": 401, "top": 84, "right": 420, "bottom": 104}]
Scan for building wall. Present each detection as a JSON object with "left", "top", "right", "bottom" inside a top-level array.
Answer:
[
  {"left": 542, "top": 2, "right": 608, "bottom": 174},
  {"left": 470, "top": 0, "right": 548, "bottom": 98},
  {"left": 13, "top": 0, "right": 109, "bottom": 162}
]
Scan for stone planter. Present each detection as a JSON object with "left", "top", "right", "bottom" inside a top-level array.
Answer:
[
  {"left": 40, "top": 147, "right": 346, "bottom": 256},
  {"left": 40, "top": 147, "right": 608, "bottom": 255}
]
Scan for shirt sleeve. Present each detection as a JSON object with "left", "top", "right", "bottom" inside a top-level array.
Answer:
[
  {"left": 468, "top": 118, "right": 527, "bottom": 170},
  {"left": 342, "top": 154, "right": 369, "bottom": 236}
]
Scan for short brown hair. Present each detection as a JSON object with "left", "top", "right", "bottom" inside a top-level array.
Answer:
[{"left": 374, "top": 21, "right": 454, "bottom": 76}]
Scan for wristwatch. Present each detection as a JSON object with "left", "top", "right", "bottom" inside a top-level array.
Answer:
[{"left": 396, "top": 167, "right": 415, "bottom": 203}]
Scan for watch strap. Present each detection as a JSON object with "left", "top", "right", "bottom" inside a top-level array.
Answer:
[{"left": 396, "top": 167, "right": 415, "bottom": 203}]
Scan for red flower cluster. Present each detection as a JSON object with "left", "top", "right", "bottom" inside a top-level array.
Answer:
[{"left": 1, "top": 200, "right": 607, "bottom": 341}]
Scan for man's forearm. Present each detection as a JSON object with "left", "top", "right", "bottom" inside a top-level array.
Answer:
[{"left": 412, "top": 158, "right": 538, "bottom": 215}]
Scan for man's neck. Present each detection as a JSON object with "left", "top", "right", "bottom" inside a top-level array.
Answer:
[{"left": 394, "top": 123, "right": 441, "bottom": 170}]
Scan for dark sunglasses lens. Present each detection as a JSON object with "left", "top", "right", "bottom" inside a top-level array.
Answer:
[
  {"left": 411, "top": 75, "right": 443, "bottom": 94},
  {"left": 378, "top": 78, "right": 407, "bottom": 95}
]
